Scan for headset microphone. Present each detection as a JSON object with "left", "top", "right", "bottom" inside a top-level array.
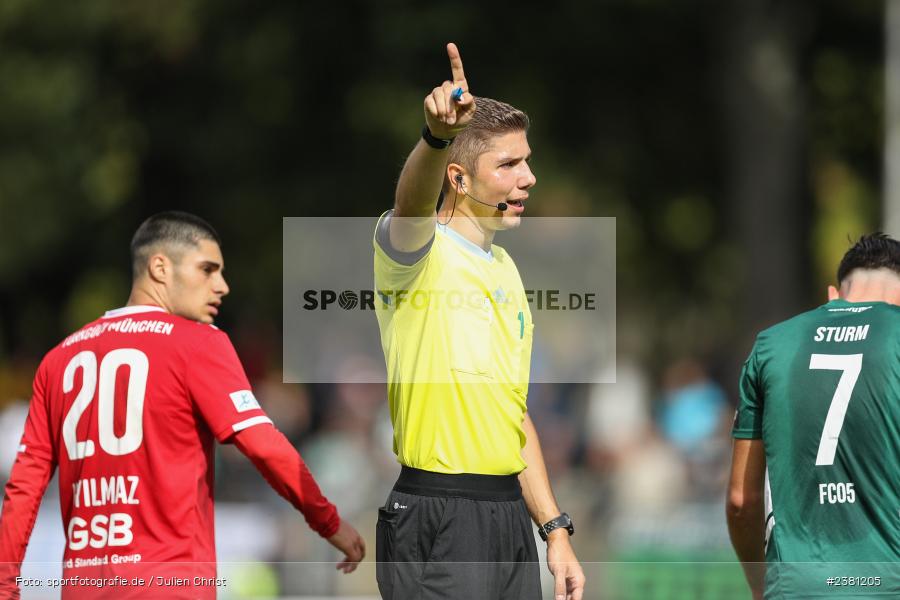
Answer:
[{"left": 454, "top": 175, "right": 508, "bottom": 212}]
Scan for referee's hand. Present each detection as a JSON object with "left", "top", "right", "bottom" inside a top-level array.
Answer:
[
  {"left": 424, "top": 42, "right": 476, "bottom": 140},
  {"left": 547, "top": 531, "right": 586, "bottom": 600},
  {"left": 327, "top": 519, "right": 366, "bottom": 573}
]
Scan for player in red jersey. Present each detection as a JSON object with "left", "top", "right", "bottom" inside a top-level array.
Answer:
[{"left": 0, "top": 211, "right": 365, "bottom": 598}]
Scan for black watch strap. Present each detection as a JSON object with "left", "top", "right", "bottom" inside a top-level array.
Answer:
[
  {"left": 422, "top": 125, "right": 454, "bottom": 150},
  {"left": 538, "top": 513, "right": 574, "bottom": 541}
]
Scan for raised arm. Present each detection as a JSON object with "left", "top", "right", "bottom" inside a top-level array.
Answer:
[{"left": 390, "top": 42, "right": 476, "bottom": 252}]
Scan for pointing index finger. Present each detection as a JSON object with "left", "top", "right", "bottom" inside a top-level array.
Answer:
[{"left": 447, "top": 42, "right": 466, "bottom": 84}]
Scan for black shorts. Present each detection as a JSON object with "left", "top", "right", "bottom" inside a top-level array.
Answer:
[{"left": 376, "top": 466, "right": 541, "bottom": 600}]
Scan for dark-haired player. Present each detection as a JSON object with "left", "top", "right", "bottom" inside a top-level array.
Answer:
[
  {"left": 728, "top": 233, "right": 900, "bottom": 598},
  {"left": 0, "top": 211, "right": 364, "bottom": 598}
]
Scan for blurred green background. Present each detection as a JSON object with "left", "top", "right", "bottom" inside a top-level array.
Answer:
[{"left": 0, "top": 0, "right": 891, "bottom": 598}]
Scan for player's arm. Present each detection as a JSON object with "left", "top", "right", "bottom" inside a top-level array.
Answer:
[
  {"left": 728, "top": 341, "right": 767, "bottom": 599},
  {"left": 186, "top": 329, "right": 364, "bottom": 571},
  {"left": 232, "top": 423, "right": 365, "bottom": 573},
  {"left": 519, "top": 412, "right": 586, "bottom": 600},
  {"left": 389, "top": 43, "right": 475, "bottom": 253},
  {"left": 0, "top": 363, "right": 57, "bottom": 598},
  {"left": 0, "top": 451, "right": 55, "bottom": 597},
  {"left": 726, "top": 438, "right": 767, "bottom": 600}
]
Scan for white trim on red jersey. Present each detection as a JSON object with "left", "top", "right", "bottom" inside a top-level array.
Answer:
[
  {"left": 232, "top": 415, "right": 274, "bottom": 433},
  {"left": 103, "top": 305, "right": 168, "bottom": 318}
]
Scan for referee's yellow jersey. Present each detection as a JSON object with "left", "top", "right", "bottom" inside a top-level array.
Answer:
[{"left": 373, "top": 211, "right": 534, "bottom": 475}]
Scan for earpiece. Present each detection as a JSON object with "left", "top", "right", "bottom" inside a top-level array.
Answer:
[{"left": 451, "top": 173, "right": 508, "bottom": 212}]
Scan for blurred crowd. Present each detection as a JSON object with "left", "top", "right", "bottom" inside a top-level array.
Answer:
[{"left": 0, "top": 323, "right": 745, "bottom": 598}]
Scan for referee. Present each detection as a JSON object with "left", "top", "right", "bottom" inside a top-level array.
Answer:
[{"left": 372, "top": 43, "right": 586, "bottom": 600}]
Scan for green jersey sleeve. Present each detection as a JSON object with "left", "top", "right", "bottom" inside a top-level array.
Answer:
[{"left": 733, "top": 340, "right": 764, "bottom": 439}]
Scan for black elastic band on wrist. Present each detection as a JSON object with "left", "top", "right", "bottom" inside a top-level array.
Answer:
[{"left": 422, "top": 125, "right": 454, "bottom": 150}]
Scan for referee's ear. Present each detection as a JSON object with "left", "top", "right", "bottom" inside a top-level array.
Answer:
[{"left": 447, "top": 165, "right": 466, "bottom": 193}]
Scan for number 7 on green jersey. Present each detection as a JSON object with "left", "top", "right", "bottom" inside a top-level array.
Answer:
[{"left": 809, "top": 353, "right": 863, "bottom": 466}]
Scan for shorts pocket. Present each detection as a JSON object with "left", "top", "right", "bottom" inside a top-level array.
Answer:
[
  {"left": 376, "top": 494, "right": 419, "bottom": 599},
  {"left": 376, "top": 507, "right": 398, "bottom": 599}
]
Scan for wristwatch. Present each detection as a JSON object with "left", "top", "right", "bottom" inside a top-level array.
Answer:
[
  {"left": 538, "top": 513, "right": 574, "bottom": 541},
  {"left": 421, "top": 125, "right": 454, "bottom": 150}
]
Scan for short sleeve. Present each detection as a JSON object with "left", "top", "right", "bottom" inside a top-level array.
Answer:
[
  {"left": 18, "top": 359, "right": 55, "bottom": 462},
  {"left": 732, "top": 341, "right": 764, "bottom": 439},
  {"left": 186, "top": 329, "right": 272, "bottom": 442},
  {"left": 373, "top": 211, "right": 439, "bottom": 296},
  {"left": 374, "top": 210, "right": 435, "bottom": 267}
]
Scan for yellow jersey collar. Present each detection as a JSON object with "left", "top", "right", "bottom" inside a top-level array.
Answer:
[{"left": 437, "top": 222, "right": 494, "bottom": 262}]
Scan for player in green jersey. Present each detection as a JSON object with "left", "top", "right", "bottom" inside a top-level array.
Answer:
[{"left": 727, "top": 233, "right": 900, "bottom": 599}]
